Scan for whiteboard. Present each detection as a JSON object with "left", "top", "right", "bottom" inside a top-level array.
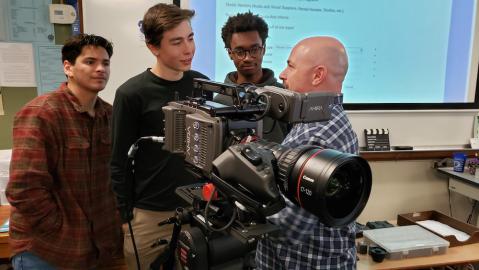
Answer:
[
  {"left": 82, "top": 0, "right": 171, "bottom": 103},
  {"left": 82, "top": 0, "right": 478, "bottom": 148}
]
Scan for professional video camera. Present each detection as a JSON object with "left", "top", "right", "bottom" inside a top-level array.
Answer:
[{"left": 158, "top": 79, "right": 372, "bottom": 270}]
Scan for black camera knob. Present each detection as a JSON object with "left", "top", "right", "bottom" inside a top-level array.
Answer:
[{"left": 241, "top": 146, "right": 262, "bottom": 166}]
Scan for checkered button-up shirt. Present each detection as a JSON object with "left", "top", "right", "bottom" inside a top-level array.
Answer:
[
  {"left": 256, "top": 102, "right": 359, "bottom": 270},
  {"left": 7, "top": 83, "right": 122, "bottom": 269}
]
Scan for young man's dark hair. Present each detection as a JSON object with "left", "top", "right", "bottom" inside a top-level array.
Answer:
[
  {"left": 142, "top": 3, "right": 195, "bottom": 46},
  {"left": 221, "top": 11, "right": 268, "bottom": 49},
  {"left": 61, "top": 33, "right": 113, "bottom": 63}
]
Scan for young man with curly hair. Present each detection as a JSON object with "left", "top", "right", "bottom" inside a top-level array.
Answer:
[{"left": 215, "top": 11, "right": 288, "bottom": 143}]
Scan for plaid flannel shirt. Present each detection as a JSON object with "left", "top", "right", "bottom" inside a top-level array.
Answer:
[
  {"left": 256, "top": 101, "right": 359, "bottom": 270},
  {"left": 6, "top": 83, "right": 122, "bottom": 269}
]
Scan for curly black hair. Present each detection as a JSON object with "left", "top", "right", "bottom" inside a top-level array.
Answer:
[{"left": 221, "top": 11, "right": 268, "bottom": 49}]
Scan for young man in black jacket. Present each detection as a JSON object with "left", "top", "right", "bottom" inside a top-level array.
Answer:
[
  {"left": 110, "top": 4, "right": 209, "bottom": 269},
  {"left": 215, "top": 12, "right": 288, "bottom": 143}
]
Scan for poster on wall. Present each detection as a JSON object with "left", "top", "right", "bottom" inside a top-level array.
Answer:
[
  {"left": 35, "top": 44, "right": 64, "bottom": 95},
  {"left": 6, "top": 0, "right": 55, "bottom": 43},
  {"left": 0, "top": 1, "right": 7, "bottom": 41}
]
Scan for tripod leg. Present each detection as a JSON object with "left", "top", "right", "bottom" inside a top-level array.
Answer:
[{"left": 150, "top": 219, "right": 182, "bottom": 270}]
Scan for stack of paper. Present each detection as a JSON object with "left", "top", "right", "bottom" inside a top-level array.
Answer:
[{"left": 417, "top": 220, "right": 470, "bottom": 242}]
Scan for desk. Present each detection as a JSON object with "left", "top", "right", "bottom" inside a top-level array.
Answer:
[
  {"left": 357, "top": 242, "right": 479, "bottom": 270},
  {"left": 357, "top": 218, "right": 479, "bottom": 270},
  {"left": 360, "top": 148, "right": 478, "bottom": 161},
  {"left": 437, "top": 167, "right": 479, "bottom": 201},
  {"left": 437, "top": 167, "right": 479, "bottom": 226},
  {"left": 0, "top": 206, "right": 10, "bottom": 260}
]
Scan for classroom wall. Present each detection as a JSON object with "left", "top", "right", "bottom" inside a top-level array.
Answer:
[
  {"left": 0, "top": 0, "right": 72, "bottom": 150},
  {"left": 357, "top": 161, "right": 474, "bottom": 224},
  {"left": 349, "top": 110, "right": 476, "bottom": 148},
  {"left": 0, "top": 88, "right": 37, "bottom": 149},
  {"left": 82, "top": 0, "right": 171, "bottom": 104}
]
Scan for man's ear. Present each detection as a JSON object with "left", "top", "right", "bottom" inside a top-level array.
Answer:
[
  {"left": 147, "top": 43, "right": 160, "bottom": 56},
  {"left": 312, "top": 65, "right": 327, "bottom": 86},
  {"left": 63, "top": 60, "right": 73, "bottom": 78}
]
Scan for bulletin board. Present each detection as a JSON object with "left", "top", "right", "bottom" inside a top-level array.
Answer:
[{"left": 0, "top": 0, "right": 79, "bottom": 149}]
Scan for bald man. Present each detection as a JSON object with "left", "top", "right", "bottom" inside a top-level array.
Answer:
[{"left": 255, "top": 36, "right": 359, "bottom": 269}]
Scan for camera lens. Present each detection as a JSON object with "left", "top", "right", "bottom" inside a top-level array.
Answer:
[
  {"left": 214, "top": 140, "right": 372, "bottom": 227},
  {"left": 276, "top": 146, "right": 372, "bottom": 227},
  {"left": 324, "top": 161, "right": 368, "bottom": 220}
]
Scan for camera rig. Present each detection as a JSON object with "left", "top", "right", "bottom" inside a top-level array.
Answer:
[{"left": 155, "top": 79, "right": 372, "bottom": 270}]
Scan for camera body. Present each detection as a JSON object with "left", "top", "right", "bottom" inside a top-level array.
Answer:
[
  {"left": 163, "top": 78, "right": 338, "bottom": 174},
  {"left": 161, "top": 79, "right": 372, "bottom": 269}
]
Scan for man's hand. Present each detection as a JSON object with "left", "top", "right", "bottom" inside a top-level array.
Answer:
[{"left": 122, "top": 223, "right": 129, "bottom": 233}]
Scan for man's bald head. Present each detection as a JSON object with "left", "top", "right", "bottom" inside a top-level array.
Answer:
[{"left": 279, "top": 36, "right": 348, "bottom": 93}]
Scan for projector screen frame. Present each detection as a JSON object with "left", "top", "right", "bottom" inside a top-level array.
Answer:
[{"left": 182, "top": 0, "right": 479, "bottom": 111}]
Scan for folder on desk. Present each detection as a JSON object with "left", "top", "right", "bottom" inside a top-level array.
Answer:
[{"left": 0, "top": 219, "right": 8, "bottom": 233}]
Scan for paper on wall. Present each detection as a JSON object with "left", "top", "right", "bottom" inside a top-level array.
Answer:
[
  {"left": 6, "top": 0, "right": 55, "bottom": 43},
  {"left": 35, "top": 44, "right": 64, "bottom": 95},
  {"left": 0, "top": 42, "right": 36, "bottom": 87},
  {"left": 0, "top": 89, "right": 4, "bottom": 116}
]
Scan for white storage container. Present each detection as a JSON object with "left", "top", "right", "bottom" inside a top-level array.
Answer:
[{"left": 363, "top": 225, "right": 450, "bottom": 260}]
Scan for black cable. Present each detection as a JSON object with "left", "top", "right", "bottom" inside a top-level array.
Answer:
[
  {"left": 125, "top": 136, "right": 165, "bottom": 270},
  {"left": 125, "top": 155, "right": 141, "bottom": 270},
  {"left": 448, "top": 185, "right": 453, "bottom": 217},
  {"left": 204, "top": 186, "right": 238, "bottom": 232},
  {"left": 263, "top": 119, "right": 277, "bottom": 134},
  {"left": 467, "top": 200, "right": 477, "bottom": 224},
  {"left": 127, "top": 219, "right": 141, "bottom": 270}
]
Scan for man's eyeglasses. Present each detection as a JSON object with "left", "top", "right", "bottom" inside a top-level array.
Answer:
[{"left": 228, "top": 45, "right": 264, "bottom": 59}]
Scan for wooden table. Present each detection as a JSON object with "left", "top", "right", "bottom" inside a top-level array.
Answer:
[
  {"left": 357, "top": 239, "right": 479, "bottom": 269},
  {"left": 0, "top": 206, "right": 11, "bottom": 260},
  {"left": 4, "top": 204, "right": 479, "bottom": 270}
]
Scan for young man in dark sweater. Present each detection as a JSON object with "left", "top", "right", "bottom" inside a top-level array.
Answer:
[
  {"left": 215, "top": 12, "right": 288, "bottom": 143},
  {"left": 110, "top": 4, "right": 209, "bottom": 269}
]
